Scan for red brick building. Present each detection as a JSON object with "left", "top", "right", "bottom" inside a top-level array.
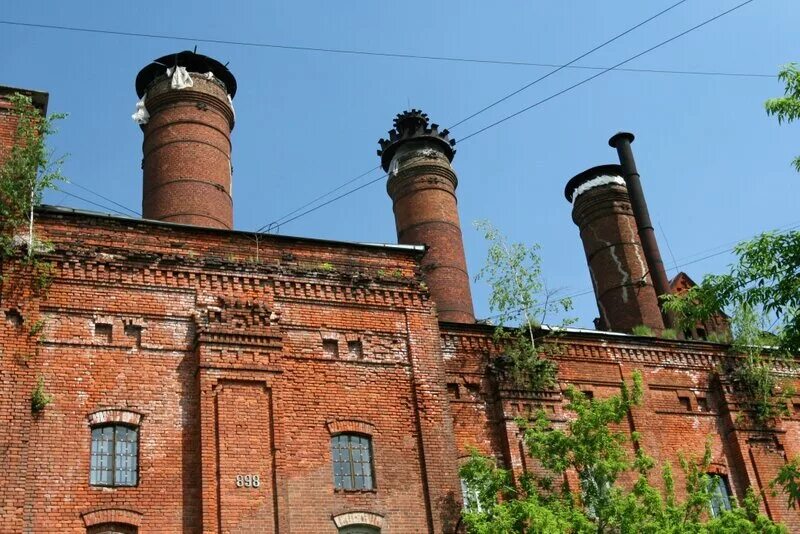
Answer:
[{"left": 1, "top": 52, "right": 798, "bottom": 533}]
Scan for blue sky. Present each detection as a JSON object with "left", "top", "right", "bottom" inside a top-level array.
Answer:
[{"left": 1, "top": 1, "right": 798, "bottom": 328}]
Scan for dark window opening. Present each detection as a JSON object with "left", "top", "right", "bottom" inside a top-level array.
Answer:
[
  {"left": 684, "top": 329, "right": 694, "bottom": 340},
  {"left": 95, "top": 323, "right": 113, "bottom": 343},
  {"left": 347, "top": 340, "right": 363, "bottom": 359},
  {"left": 708, "top": 474, "right": 732, "bottom": 517},
  {"left": 323, "top": 339, "right": 339, "bottom": 358},
  {"left": 678, "top": 396, "right": 692, "bottom": 412},
  {"left": 696, "top": 327, "right": 707, "bottom": 340},
  {"left": 90, "top": 424, "right": 138, "bottom": 487},
  {"left": 124, "top": 324, "right": 142, "bottom": 349},
  {"left": 331, "top": 434, "right": 374, "bottom": 490},
  {"left": 446, "top": 383, "right": 460, "bottom": 399}
]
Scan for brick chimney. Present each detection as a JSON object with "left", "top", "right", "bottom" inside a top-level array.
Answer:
[
  {"left": 135, "top": 51, "right": 237, "bottom": 229},
  {"left": 0, "top": 86, "right": 49, "bottom": 166},
  {"left": 378, "top": 110, "right": 475, "bottom": 323},
  {"left": 565, "top": 164, "right": 664, "bottom": 333}
]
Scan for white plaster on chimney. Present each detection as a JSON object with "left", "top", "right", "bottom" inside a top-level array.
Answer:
[
  {"left": 572, "top": 175, "right": 626, "bottom": 203},
  {"left": 589, "top": 226, "right": 630, "bottom": 303},
  {"left": 624, "top": 217, "right": 648, "bottom": 278}
]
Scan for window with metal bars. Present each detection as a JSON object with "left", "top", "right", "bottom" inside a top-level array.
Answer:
[
  {"left": 331, "top": 434, "right": 374, "bottom": 490},
  {"left": 90, "top": 424, "right": 138, "bottom": 487}
]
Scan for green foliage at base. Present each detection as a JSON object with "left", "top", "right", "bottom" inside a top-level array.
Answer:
[
  {"left": 459, "top": 372, "right": 786, "bottom": 533},
  {"left": 632, "top": 325, "right": 654, "bottom": 337}
]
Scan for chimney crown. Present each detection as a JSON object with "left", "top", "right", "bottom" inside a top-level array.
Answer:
[
  {"left": 135, "top": 50, "right": 237, "bottom": 99},
  {"left": 377, "top": 109, "right": 455, "bottom": 172}
]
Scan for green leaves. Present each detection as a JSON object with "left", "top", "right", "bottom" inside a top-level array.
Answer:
[
  {"left": 765, "top": 63, "right": 800, "bottom": 172},
  {"left": 772, "top": 456, "right": 800, "bottom": 509},
  {"left": 0, "top": 93, "right": 66, "bottom": 258},
  {"left": 459, "top": 372, "right": 786, "bottom": 533},
  {"left": 474, "top": 220, "right": 574, "bottom": 390}
]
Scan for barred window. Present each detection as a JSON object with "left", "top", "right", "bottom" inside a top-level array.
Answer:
[
  {"left": 331, "top": 434, "right": 374, "bottom": 490},
  {"left": 90, "top": 425, "right": 138, "bottom": 487}
]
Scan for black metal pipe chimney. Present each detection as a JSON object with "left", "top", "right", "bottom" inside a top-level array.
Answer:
[{"left": 608, "top": 132, "right": 675, "bottom": 330}]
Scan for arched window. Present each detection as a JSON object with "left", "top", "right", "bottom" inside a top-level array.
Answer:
[
  {"left": 331, "top": 434, "right": 374, "bottom": 490},
  {"left": 90, "top": 424, "right": 138, "bottom": 487}
]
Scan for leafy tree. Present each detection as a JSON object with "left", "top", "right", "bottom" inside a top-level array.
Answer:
[
  {"left": 0, "top": 93, "right": 66, "bottom": 259},
  {"left": 474, "top": 221, "right": 574, "bottom": 390},
  {"left": 459, "top": 373, "right": 787, "bottom": 533},
  {"left": 765, "top": 63, "right": 800, "bottom": 171}
]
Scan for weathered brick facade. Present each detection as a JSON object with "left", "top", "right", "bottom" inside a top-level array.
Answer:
[{"left": 1, "top": 53, "right": 799, "bottom": 533}]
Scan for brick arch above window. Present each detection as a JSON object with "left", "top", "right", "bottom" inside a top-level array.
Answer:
[
  {"left": 87, "top": 408, "right": 143, "bottom": 427},
  {"left": 326, "top": 419, "right": 376, "bottom": 436},
  {"left": 80, "top": 507, "right": 143, "bottom": 528},
  {"left": 332, "top": 511, "right": 384, "bottom": 529}
]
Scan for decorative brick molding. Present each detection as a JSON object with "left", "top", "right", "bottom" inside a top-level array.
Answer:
[
  {"left": 81, "top": 507, "right": 143, "bottom": 527},
  {"left": 326, "top": 419, "right": 376, "bottom": 436},
  {"left": 87, "top": 408, "right": 143, "bottom": 427},
  {"left": 332, "top": 511, "right": 384, "bottom": 528}
]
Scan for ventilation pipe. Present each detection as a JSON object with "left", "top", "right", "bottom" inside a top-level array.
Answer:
[{"left": 608, "top": 132, "right": 675, "bottom": 330}]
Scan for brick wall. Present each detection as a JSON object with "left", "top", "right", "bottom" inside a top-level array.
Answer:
[
  {"left": 1, "top": 208, "right": 799, "bottom": 532},
  {"left": 0, "top": 209, "right": 459, "bottom": 532}
]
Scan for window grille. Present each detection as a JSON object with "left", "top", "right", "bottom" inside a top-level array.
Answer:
[
  {"left": 331, "top": 434, "right": 374, "bottom": 490},
  {"left": 90, "top": 424, "right": 138, "bottom": 487}
]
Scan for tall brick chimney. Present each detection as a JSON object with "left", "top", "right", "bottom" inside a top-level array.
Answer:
[
  {"left": 565, "top": 164, "right": 664, "bottom": 333},
  {"left": 135, "top": 51, "right": 237, "bottom": 229},
  {"left": 0, "top": 86, "right": 48, "bottom": 166},
  {"left": 378, "top": 110, "right": 475, "bottom": 323}
]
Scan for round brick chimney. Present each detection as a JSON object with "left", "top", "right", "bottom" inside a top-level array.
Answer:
[
  {"left": 135, "top": 51, "right": 237, "bottom": 229},
  {"left": 565, "top": 164, "right": 664, "bottom": 334},
  {"left": 378, "top": 110, "right": 475, "bottom": 323}
]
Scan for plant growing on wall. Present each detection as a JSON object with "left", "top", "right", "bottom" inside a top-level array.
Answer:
[
  {"left": 474, "top": 221, "right": 574, "bottom": 390},
  {"left": 0, "top": 93, "right": 66, "bottom": 260},
  {"left": 30, "top": 375, "right": 53, "bottom": 412},
  {"left": 459, "top": 372, "right": 787, "bottom": 533}
]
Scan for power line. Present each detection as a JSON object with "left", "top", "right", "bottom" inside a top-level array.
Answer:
[
  {"left": 447, "top": 0, "right": 689, "bottom": 130},
  {"left": 457, "top": 0, "right": 757, "bottom": 144},
  {"left": 257, "top": 0, "right": 690, "bottom": 232},
  {"left": 259, "top": 172, "right": 389, "bottom": 233},
  {"left": 0, "top": 19, "right": 773, "bottom": 79},
  {"left": 56, "top": 189, "right": 133, "bottom": 217},
  {"left": 255, "top": 165, "right": 381, "bottom": 233},
  {"left": 255, "top": 0, "right": 759, "bottom": 232},
  {"left": 482, "top": 221, "right": 800, "bottom": 322},
  {"left": 64, "top": 179, "right": 141, "bottom": 216}
]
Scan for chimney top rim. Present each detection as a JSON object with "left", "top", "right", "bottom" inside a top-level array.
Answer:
[
  {"left": 564, "top": 164, "right": 624, "bottom": 202},
  {"left": 135, "top": 50, "right": 237, "bottom": 98},
  {"left": 377, "top": 109, "right": 455, "bottom": 171},
  {"left": 608, "top": 131, "right": 635, "bottom": 148}
]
